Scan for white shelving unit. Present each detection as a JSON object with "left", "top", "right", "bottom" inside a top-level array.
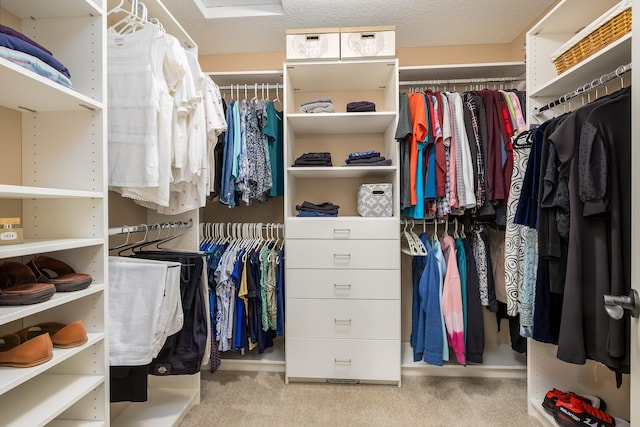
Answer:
[
  {"left": 0, "top": 0, "right": 108, "bottom": 425},
  {"left": 526, "top": 0, "right": 633, "bottom": 424},
  {"left": 283, "top": 59, "right": 401, "bottom": 385}
]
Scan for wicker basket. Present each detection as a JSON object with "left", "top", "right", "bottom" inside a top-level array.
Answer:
[{"left": 553, "top": 7, "right": 631, "bottom": 75}]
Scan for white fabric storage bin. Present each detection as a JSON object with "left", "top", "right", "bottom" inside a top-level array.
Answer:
[
  {"left": 340, "top": 26, "right": 395, "bottom": 59},
  {"left": 286, "top": 28, "right": 340, "bottom": 60},
  {"left": 357, "top": 183, "right": 393, "bottom": 217}
]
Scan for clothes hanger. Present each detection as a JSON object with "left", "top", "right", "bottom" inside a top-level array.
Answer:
[{"left": 109, "top": 226, "right": 131, "bottom": 252}]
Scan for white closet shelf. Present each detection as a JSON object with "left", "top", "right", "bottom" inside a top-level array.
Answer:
[
  {"left": 287, "top": 112, "right": 396, "bottom": 134},
  {"left": 208, "top": 70, "right": 283, "bottom": 86},
  {"left": 529, "top": 34, "right": 631, "bottom": 98},
  {"left": 0, "top": 0, "right": 102, "bottom": 19},
  {"left": 529, "top": 399, "right": 555, "bottom": 426},
  {"left": 48, "top": 421, "right": 104, "bottom": 427},
  {"left": 287, "top": 166, "right": 396, "bottom": 179},
  {"left": 0, "top": 332, "right": 104, "bottom": 396},
  {"left": 529, "top": 0, "right": 619, "bottom": 35},
  {"left": 0, "top": 373, "right": 103, "bottom": 426},
  {"left": 398, "top": 61, "right": 525, "bottom": 81},
  {"left": 0, "top": 284, "right": 105, "bottom": 326},
  {"left": 0, "top": 238, "right": 104, "bottom": 259},
  {"left": 0, "top": 59, "right": 103, "bottom": 113},
  {"left": 400, "top": 342, "right": 527, "bottom": 379},
  {"left": 286, "top": 59, "right": 396, "bottom": 91},
  {"left": 0, "top": 185, "right": 104, "bottom": 200},
  {"left": 111, "top": 387, "right": 199, "bottom": 427}
]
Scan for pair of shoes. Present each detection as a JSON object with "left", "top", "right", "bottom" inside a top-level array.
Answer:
[
  {"left": 27, "top": 255, "right": 93, "bottom": 292},
  {"left": 553, "top": 395, "right": 630, "bottom": 427},
  {"left": 542, "top": 388, "right": 606, "bottom": 414},
  {"left": 0, "top": 320, "right": 88, "bottom": 368},
  {"left": 0, "top": 256, "right": 93, "bottom": 305}
]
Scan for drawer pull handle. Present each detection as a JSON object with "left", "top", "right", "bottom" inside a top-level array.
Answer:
[
  {"left": 334, "top": 318, "right": 352, "bottom": 325},
  {"left": 333, "top": 253, "right": 351, "bottom": 263},
  {"left": 333, "top": 228, "right": 351, "bottom": 238},
  {"left": 334, "top": 283, "right": 352, "bottom": 290},
  {"left": 334, "top": 358, "right": 352, "bottom": 364}
]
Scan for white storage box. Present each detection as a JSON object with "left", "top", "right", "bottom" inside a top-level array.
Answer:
[
  {"left": 340, "top": 26, "right": 396, "bottom": 59},
  {"left": 357, "top": 183, "right": 393, "bottom": 217},
  {"left": 286, "top": 28, "right": 341, "bottom": 60}
]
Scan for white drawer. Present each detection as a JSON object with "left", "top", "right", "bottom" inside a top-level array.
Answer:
[
  {"left": 286, "top": 338, "right": 400, "bottom": 382},
  {"left": 340, "top": 27, "right": 396, "bottom": 59},
  {"left": 285, "top": 217, "right": 398, "bottom": 239},
  {"left": 287, "top": 269, "right": 400, "bottom": 299},
  {"left": 286, "top": 299, "right": 400, "bottom": 339},
  {"left": 286, "top": 239, "right": 399, "bottom": 269}
]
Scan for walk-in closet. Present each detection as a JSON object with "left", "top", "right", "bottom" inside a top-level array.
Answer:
[{"left": 0, "top": 0, "right": 637, "bottom": 425}]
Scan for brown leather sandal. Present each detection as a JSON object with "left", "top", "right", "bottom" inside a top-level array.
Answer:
[
  {"left": 0, "top": 262, "right": 56, "bottom": 305},
  {"left": 16, "top": 320, "right": 88, "bottom": 349},
  {"left": 0, "top": 333, "right": 53, "bottom": 368},
  {"left": 27, "top": 255, "right": 92, "bottom": 292}
]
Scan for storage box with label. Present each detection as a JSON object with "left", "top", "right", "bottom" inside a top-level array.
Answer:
[
  {"left": 340, "top": 26, "right": 396, "bottom": 59},
  {"left": 357, "top": 183, "right": 393, "bottom": 217},
  {"left": 286, "top": 28, "right": 341, "bottom": 61},
  {"left": 0, "top": 218, "right": 23, "bottom": 245}
]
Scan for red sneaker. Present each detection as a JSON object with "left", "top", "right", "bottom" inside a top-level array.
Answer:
[
  {"left": 542, "top": 388, "right": 606, "bottom": 414},
  {"left": 554, "top": 396, "right": 629, "bottom": 427}
]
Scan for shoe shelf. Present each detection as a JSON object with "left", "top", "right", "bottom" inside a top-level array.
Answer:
[
  {"left": 0, "top": 284, "right": 105, "bottom": 326},
  {"left": 0, "top": 332, "right": 103, "bottom": 396},
  {"left": 111, "top": 387, "right": 199, "bottom": 427},
  {"left": 0, "top": 185, "right": 104, "bottom": 199},
  {"left": 0, "top": 373, "right": 104, "bottom": 426},
  {"left": 528, "top": 399, "right": 555, "bottom": 427},
  {"left": 0, "top": 238, "right": 104, "bottom": 259}
]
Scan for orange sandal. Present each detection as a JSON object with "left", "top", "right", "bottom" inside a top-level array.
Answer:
[
  {"left": 27, "top": 255, "right": 92, "bottom": 292},
  {"left": 16, "top": 320, "right": 88, "bottom": 349}
]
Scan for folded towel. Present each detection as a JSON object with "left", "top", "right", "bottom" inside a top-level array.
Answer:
[
  {"left": 301, "top": 102, "right": 335, "bottom": 113},
  {"left": 346, "top": 101, "right": 376, "bottom": 112}
]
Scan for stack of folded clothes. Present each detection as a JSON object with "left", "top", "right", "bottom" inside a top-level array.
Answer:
[
  {"left": 300, "top": 97, "right": 335, "bottom": 113},
  {"left": 346, "top": 101, "right": 376, "bottom": 112},
  {"left": 344, "top": 150, "right": 392, "bottom": 166},
  {"left": 292, "top": 152, "right": 332, "bottom": 167},
  {"left": 296, "top": 201, "right": 340, "bottom": 217},
  {"left": 0, "top": 25, "right": 72, "bottom": 88}
]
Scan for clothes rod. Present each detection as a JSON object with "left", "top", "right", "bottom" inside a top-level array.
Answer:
[
  {"left": 399, "top": 76, "right": 524, "bottom": 86},
  {"left": 108, "top": 219, "right": 193, "bottom": 236},
  {"left": 535, "top": 62, "right": 631, "bottom": 114}
]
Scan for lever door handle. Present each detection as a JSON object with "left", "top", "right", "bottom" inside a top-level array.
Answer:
[{"left": 603, "top": 289, "right": 640, "bottom": 319}]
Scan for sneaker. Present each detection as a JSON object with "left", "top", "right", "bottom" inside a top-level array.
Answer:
[
  {"left": 554, "top": 396, "right": 630, "bottom": 427},
  {"left": 542, "top": 388, "right": 606, "bottom": 414}
]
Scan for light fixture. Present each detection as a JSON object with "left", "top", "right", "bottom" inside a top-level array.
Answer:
[{"left": 192, "top": 0, "right": 284, "bottom": 19}]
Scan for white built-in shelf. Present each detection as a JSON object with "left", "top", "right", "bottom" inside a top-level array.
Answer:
[
  {"left": 111, "top": 388, "right": 199, "bottom": 427},
  {"left": 529, "top": 34, "right": 631, "bottom": 98},
  {"left": 0, "top": 238, "right": 104, "bottom": 259},
  {"left": 401, "top": 342, "right": 527, "bottom": 379},
  {"left": 0, "top": 185, "right": 104, "bottom": 200},
  {"left": 529, "top": 0, "right": 619, "bottom": 35},
  {"left": 0, "top": 0, "right": 102, "bottom": 19},
  {"left": 49, "top": 421, "right": 104, "bottom": 427},
  {"left": 286, "top": 59, "right": 396, "bottom": 91},
  {"left": 219, "top": 340, "right": 286, "bottom": 372},
  {"left": 529, "top": 399, "right": 556, "bottom": 427},
  {"left": 398, "top": 61, "right": 526, "bottom": 81},
  {"left": 208, "top": 70, "right": 283, "bottom": 86},
  {"left": 0, "top": 59, "right": 103, "bottom": 113},
  {"left": 287, "top": 166, "right": 396, "bottom": 179},
  {"left": 0, "top": 332, "right": 104, "bottom": 395},
  {"left": 0, "top": 284, "right": 105, "bottom": 326},
  {"left": 0, "top": 373, "right": 103, "bottom": 426},
  {"left": 287, "top": 112, "right": 396, "bottom": 134}
]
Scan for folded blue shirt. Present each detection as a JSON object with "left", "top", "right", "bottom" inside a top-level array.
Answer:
[{"left": 0, "top": 32, "right": 70, "bottom": 78}]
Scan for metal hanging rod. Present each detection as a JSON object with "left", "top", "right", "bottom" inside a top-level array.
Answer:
[
  {"left": 535, "top": 62, "right": 631, "bottom": 114},
  {"left": 108, "top": 219, "right": 193, "bottom": 236},
  {"left": 217, "top": 83, "right": 281, "bottom": 91},
  {"left": 399, "top": 76, "right": 524, "bottom": 86}
]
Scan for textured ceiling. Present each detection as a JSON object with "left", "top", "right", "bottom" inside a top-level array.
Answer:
[{"left": 160, "top": 0, "right": 556, "bottom": 55}]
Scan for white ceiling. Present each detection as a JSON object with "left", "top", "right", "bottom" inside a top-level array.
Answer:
[{"left": 160, "top": 0, "right": 556, "bottom": 56}]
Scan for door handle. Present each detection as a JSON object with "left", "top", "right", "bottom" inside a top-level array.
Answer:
[{"left": 603, "top": 289, "right": 640, "bottom": 319}]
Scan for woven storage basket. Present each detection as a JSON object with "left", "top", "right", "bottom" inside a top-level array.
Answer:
[{"left": 553, "top": 7, "right": 631, "bottom": 75}]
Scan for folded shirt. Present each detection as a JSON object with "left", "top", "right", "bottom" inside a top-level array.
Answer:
[
  {"left": 346, "top": 150, "right": 381, "bottom": 162},
  {"left": 345, "top": 158, "right": 392, "bottom": 166},
  {"left": 0, "top": 32, "right": 70, "bottom": 78},
  {"left": 301, "top": 102, "right": 335, "bottom": 113},
  {"left": 0, "top": 24, "right": 52, "bottom": 56},
  {"left": 296, "top": 201, "right": 340, "bottom": 213},
  {"left": 347, "top": 101, "right": 376, "bottom": 112},
  {"left": 297, "top": 211, "right": 338, "bottom": 217},
  {"left": 300, "top": 96, "right": 332, "bottom": 106}
]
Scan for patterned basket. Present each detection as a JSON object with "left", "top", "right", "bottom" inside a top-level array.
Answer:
[{"left": 553, "top": 7, "right": 631, "bottom": 75}]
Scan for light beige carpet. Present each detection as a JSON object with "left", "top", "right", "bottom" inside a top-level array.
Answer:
[{"left": 180, "top": 371, "right": 542, "bottom": 427}]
